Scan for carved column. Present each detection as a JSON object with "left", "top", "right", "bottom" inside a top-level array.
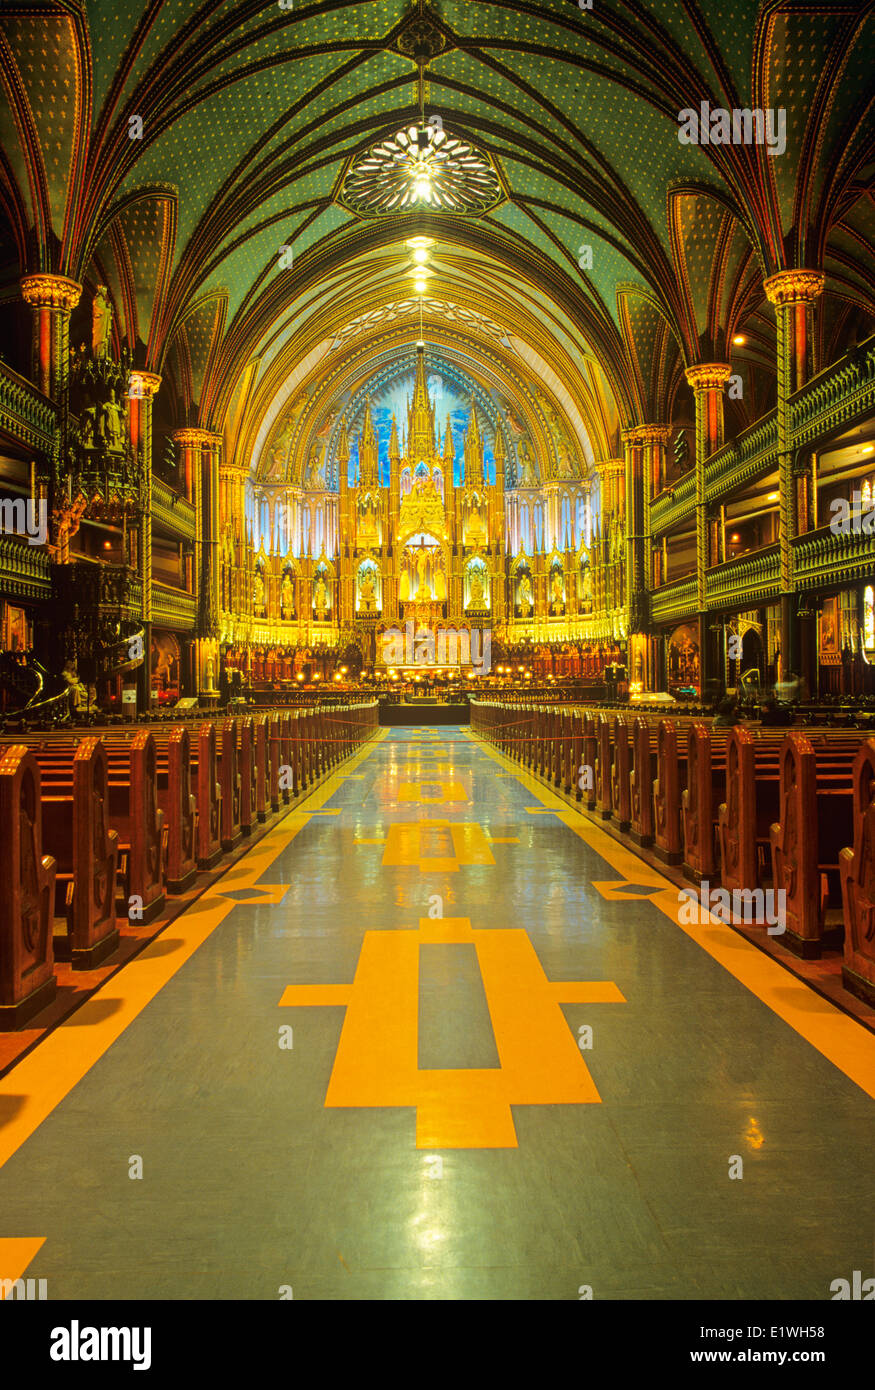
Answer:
[
  {"left": 20, "top": 274, "right": 82, "bottom": 401},
  {"left": 129, "top": 371, "right": 161, "bottom": 710},
  {"left": 764, "top": 270, "right": 825, "bottom": 680},
  {"left": 685, "top": 364, "right": 731, "bottom": 696},
  {"left": 594, "top": 458, "right": 624, "bottom": 630}
]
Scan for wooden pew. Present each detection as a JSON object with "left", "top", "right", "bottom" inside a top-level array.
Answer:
[
  {"left": 768, "top": 732, "right": 860, "bottom": 956},
  {"left": 159, "top": 726, "right": 198, "bottom": 892},
  {"left": 194, "top": 721, "right": 222, "bottom": 869},
  {"left": 238, "top": 714, "right": 257, "bottom": 836},
  {"left": 105, "top": 732, "right": 166, "bottom": 925},
  {"left": 595, "top": 713, "right": 613, "bottom": 819},
  {"left": 0, "top": 745, "right": 57, "bottom": 1028},
  {"left": 268, "top": 714, "right": 282, "bottom": 810},
  {"left": 653, "top": 720, "right": 686, "bottom": 864},
  {"left": 717, "top": 729, "right": 782, "bottom": 896},
  {"left": 840, "top": 738, "right": 875, "bottom": 1004},
  {"left": 219, "top": 717, "right": 243, "bottom": 852},
  {"left": 682, "top": 724, "right": 727, "bottom": 882},
  {"left": 610, "top": 715, "right": 633, "bottom": 832},
  {"left": 36, "top": 737, "right": 120, "bottom": 968},
  {"left": 582, "top": 712, "right": 598, "bottom": 811},
  {"left": 629, "top": 717, "right": 657, "bottom": 846},
  {"left": 252, "top": 714, "right": 271, "bottom": 823}
]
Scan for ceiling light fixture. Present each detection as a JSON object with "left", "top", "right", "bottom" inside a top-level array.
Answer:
[
  {"left": 732, "top": 335, "right": 746, "bottom": 345},
  {"left": 766, "top": 492, "right": 779, "bottom": 501}
]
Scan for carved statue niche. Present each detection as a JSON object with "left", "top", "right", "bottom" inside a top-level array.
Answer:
[
  {"left": 517, "top": 571, "right": 533, "bottom": 617},
  {"left": 99, "top": 388, "right": 126, "bottom": 453},
  {"left": 92, "top": 285, "right": 113, "bottom": 359},
  {"left": 313, "top": 573, "right": 329, "bottom": 616},
  {"left": 358, "top": 565, "right": 378, "bottom": 613},
  {"left": 281, "top": 572, "right": 295, "bottom": 620},
  {"left": 467, "top": 563, "right": 487, "bottom": 610}
]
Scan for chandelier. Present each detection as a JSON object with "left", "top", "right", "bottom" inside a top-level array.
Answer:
[{"left": 339, "top": 125, "right": 503, "bottom": 217}]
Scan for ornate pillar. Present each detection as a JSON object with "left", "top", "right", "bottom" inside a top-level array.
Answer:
[
  {"left": 685, "top": 364, "right": 731, "bottom": 697},
  {"left": 622, "top": 430, "right": 646, "bottom": 632},
  {"left": 129, "top": 371, "right": 161, "bottom": 710},
  {"left": 763, "top": 270, "right": 825, "bottom": 679},
  {"left": 20, "top": 274, "right": 82, "bottom": 399},
  {"left": 172, "top": 428, "right": 212, "bottom": 693},
  {"left": 594, "top": 458, "right": 624, "bottom": 627}
]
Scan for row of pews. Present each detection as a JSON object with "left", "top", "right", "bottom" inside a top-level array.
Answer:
[
  {"left": 470, "top": 701, "right": 875, "bottom": 1006},
  {"left": 0, "top": 702, "right": 378, "bottom": 1029}
]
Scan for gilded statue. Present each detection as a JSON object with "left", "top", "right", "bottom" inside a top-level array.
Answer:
[
  {"left": 551, "top": 571, "right": 564, "bottom": 610},
  {"left": 413, "top": 543, "right": 432, "bottom": 600},
  {"left": 518, "top": 572, "right": 533, "bottom": 616},
  {"left": 306, "top": 446, "right": 326, "bottom": 489},
  {"left": 92, "top": 285, "right": 112, "bottom": 359},
  {"left": 359, "top": 568, "right": 377, "bottom": 611},
  {"left": 468, "top": 566, "right": 487, "bottom": 608},
  {"left": 253, "top": 571, "right": 265, "bottom": 614},
  {"left": 314, "top": 575, "right": 328, "bottom": 616},
  {"left": 518, "top": 440, "right": 536, "bottom": 487},
  {"left": 281, "top": 573, "right": 294, "bottom": 619},
  {"left": 100, "top": 388, "right": 126, "bottom": 452}
]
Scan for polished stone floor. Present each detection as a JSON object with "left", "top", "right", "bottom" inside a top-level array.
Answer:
[{"left": 1, "top": 726, "right": 873, "bottom": 1300}]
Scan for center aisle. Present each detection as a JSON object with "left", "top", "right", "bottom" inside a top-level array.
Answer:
[{"left": 0, "top": 725, "right": 872, "bottom": 1300}]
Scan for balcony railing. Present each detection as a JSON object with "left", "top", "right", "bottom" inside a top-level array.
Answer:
[
  {"left": 153, "top": 581, "right": 197, "bottom": 629},
  {"left": 0, "top": 362, "right": 57, "bottom": 451},
  {"left": 705, "top": 544, "right": 781, "bottom": 610},
  {"left": 650, "top": 334, "right": 875, "bottom": 538},
  {"left": 791, "top": 334, "right": 875, "bottom": 449},
  {"left": 704, "top": 411, "right": 778, "bottom": 499},
  {"left": 793, "top": 524, "right": 875, "bottom": 588},
  {"left": 649, "top": 574, "right": 697, "bottom": 623},
  {"left": 650, "top": 469, "right": 696, "bottom": 533},
  {"left": 152, "top": 476, "right": 196, "bottom": 540},
  {"left": 0, "top": 534, "right": 52, "bottom": 597}
]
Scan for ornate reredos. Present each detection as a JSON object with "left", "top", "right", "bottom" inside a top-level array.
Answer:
[{"left": 254, "top": 344, "right": 591, "bottom": 498}]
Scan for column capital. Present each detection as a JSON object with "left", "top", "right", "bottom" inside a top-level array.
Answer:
[
  {"left": 684, "top": 363, "right": 731, "bottom": 393},
  {"left": 622, "top": 425, "right": 674, "bottom": 445},
  {"left": 220, "top": 458, "right": 249, "bottom": 478},
  {"left": 20, "top": 273, "right": 82, "bottom": 311},
  {"left": 763, "top": 269, "right": 825, "bottom": 307},
  {"left": 594, "top": 457, "right": 624, "bottom": 474},
  {"left": 129, "top": 370, "right": 162, "bottom": 400},
  {"left": 172, "top": 427, "right": 212, "bottom": 446}
]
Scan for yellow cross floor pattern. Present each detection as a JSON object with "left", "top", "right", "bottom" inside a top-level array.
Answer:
[{"left": 280, "top": 916, "right": 625, "bottom": 1148}]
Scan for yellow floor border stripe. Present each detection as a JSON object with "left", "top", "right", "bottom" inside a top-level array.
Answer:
[
  {"left": 0, "top": 732, "right": 383, "bottom": 1174},
  {"left": 474, "top": 735, "right": 875, "bottom": 1101}
]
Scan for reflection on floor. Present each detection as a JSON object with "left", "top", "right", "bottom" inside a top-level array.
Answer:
[{"left": 1, "top": 727, "right": 873, "bottom": 1300}]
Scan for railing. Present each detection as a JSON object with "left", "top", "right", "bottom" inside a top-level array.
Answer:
[
  {"left": 791, "top": 333, "right": 875, "bottom": 449},
  {"left": 153, "top": 582, "right": 197, "bottom": 628},
  {"left": 650, "top": 469, "right": 696, "bottom": 533},
  {"left": 650, "top": 334, "right": 875, "bottom": 539},
  {"left": 0, "top": 533, "right": 52, "bottom": 596},
  {"left": 649, "top": 574, "right": 697, "bottom": 623},
  {"left": 704, "top": 411, "right": 778, "bottom": 499},
  {"left": 0, "top": 362, "right": 57, "bottom": 451},
  {"left": 793, "top": 524, "right": 875, "bottom": 588},
  {"left": 705, "top": 544, "right": 780, "bottom": 609},
  {"left": 152, "top": 476, "right": 196, "bottom": 540}
]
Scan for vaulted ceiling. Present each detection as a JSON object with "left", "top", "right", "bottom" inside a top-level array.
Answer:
[{"left": 1, "top": 0, "right": 873, "bottom": 469}]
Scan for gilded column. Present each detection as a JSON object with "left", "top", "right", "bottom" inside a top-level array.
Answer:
[
  {"left": 763, "top": 270, "right": 825, "bottom": 678},
  {"left": 20, "top": 274, "right": 81, "bottom": 399},
  {"left": 129, "top": 371, "right": 161, "bottom": 708},
  {"left": 685, "top": 364, "right": 731, "bottom": 695}
]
